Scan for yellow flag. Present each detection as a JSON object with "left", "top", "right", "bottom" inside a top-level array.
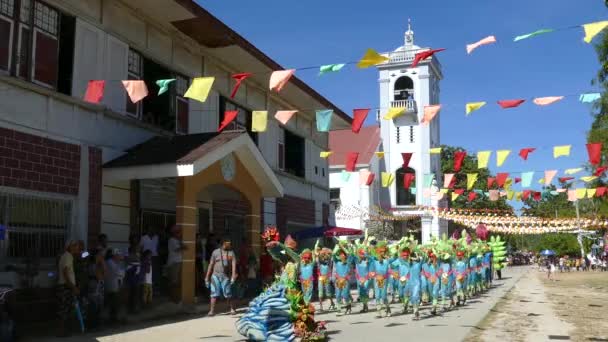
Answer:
[
  {"left": 581, "top": 176, "right": 598, "bottom": 183},
  {"left": 515, "top": 192, "right": 522, "bottom": 201},
  {"left": 565, "top": 168, "right": 583, "bottom": 175},
  {"left": 496, "top": 150, "right": 511, "bottom": 167},
  {"left": 466, "top": 102, "right": 486, "bottom": 115},
  {"left": 477, "top": 151, "right": 491, "bottom": 169},
  {"left": 357, "top": 48, "right": 389, "bottom": 68},
  {"left": 576, "top": 188, "right": 587, "bottom": 199},
  {"left": 381, "top": 172, "right": 395, "bottom": 187},
  {"left": 583, "top": 21, "right": 608, "bottom": 43},
  {"left": 452, "top": 192, "right": 460, "bottom": 201},
  {"left": 507, "top": 190, "right": 514, "bottom": 200},
  {"left": 383, "top": 107, "right": 406, "bottom": 120},
  {"left": 505, "top": 178, "right": 513, "bottom": 190},
  {"left": 553, "top": 145, "right": 571, "bottom": 158},
  {"left": 430, "top": 148, "right": 442, "bottom": 154},
  {"left": 587, "top": 188, "right": 597, "bottom": 198},
  {"left": 320, "top": 151, "right": 333, "bottom": 158},
  {"left": 184, "top": 77, "right": 214, "bottom": 103},
  {"left": 375, "top": 152, "right": 385, "bottom": 159},
  {"left": 467, "top": 173, "right": 478, "bottom": 190},
  {"left": 251, "top": 111, "right": 268, "bottom": 132},
  {"left": 440, "top": 188, "right": 449, "bottom": 194},
  {"left": 538, "top": 178, "right": 545, "bottom": 184}
]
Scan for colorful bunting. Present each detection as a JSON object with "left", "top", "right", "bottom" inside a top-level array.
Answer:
[
  {"left": 497, "top": 99, "right": 525, "bottom": 109},
  {"left": 496, "top": 173, "right": 509, "bottom": 188},
  {"left": 553, "top": 145, "right": 571, "bottom": 158},
  {"left": 586, "top": 143, "right": 602, "bottom": 165},
  {"left": 521, "top": 171, "right": 534, "bottom": 188},
  {"left": 421, "top": 105, "right": 441, "bottom": 125},
  {"left": 565, "top": 168, "right": 583, "bottom": 175},
  {"left": 488, "top": 177, "right": 496, "bottom": 188},
  {"left": 383, "top": 107, "right": 406, "bottom": 120},
  {"left": 467, "top": 173, "right": 478, "bottom": 190},
  {"left": 316, "top": 109, "right": 333, "bottom": 132},
  {"left": 466, "top": 36, "right": 497, "bottom": 54},
  {"left": 468, "top": 192, "right": 478, "bottom": 202},
  {"left": 424, "top": 174, "right": 434, "bottom": 188},
  {"left": 558, "top": 177, "right": 574, "bottom": 183},
  {"left": 519, "top": 148, "right": 536, "bottom": 161},
  {"left": 345, "top": 152, "right": 359, "bottom": 172},
  {"left": 319, "top": 63, "right": 346, "bottom": 75},
  {"left": 507, "top": 190, "right": 515, "bottom": 200},
  {"left": 411, "top": 188, "right": 417, "bottom": 195},
  {"left": 84, "top": 80, "right": 105, "bottom": 104},
  {"left": 576, "top": 188, "right": 587, "bottom": 200},
  {"left": 156, "top": 79, "right": 175, "bottom": 95},
  {"left": 477, "top": 151, "right": 491, "bottom": 169},
  {"left": 381, "top": 172, "right": 395, "bottom": 187},
  {"left": 357, "top": 49, "right": 389, "bottom": 68},
  {"left": 454, "top": 151, "right": 467, "bottom": 172},
  {"left": 580, "top": 93, "right": 601, "bottom": 103},
  {"left": 489, "top": 190, "right": 500, "bottom": 201},
  {"left": 452, "top": 192, "right": 461, "bottom": 201},
  {"left": 412, "top": 48, "right": 446, "bottom": 68},
  {"left": 587, "top": 188, "right": 597, "bottom": 198},
  {"left": 533, "top": 191, "right": 542, "bottom": 201},
  {"left": 444, "top": 174, "right": 455, "bottom": 188},
  {"left": 522, "top": 190, "right": 532, "bottom": 201},
  {"left": 583, "top": 21, "right": 608, "bottom": 43},
  {"left": 274, "top": 110, "right": 297, "bottom": 125},
  {"left": 597, "top": 187, "right": 607, "bottom": 197},
  {"left": 568, "top": 190, "right": 577, "bottom": 202},
  {"left": 515, "top": 177, "right": 522, "bottom": 184},
  {"left": 581, "top": 176, "right": 598, "bottom": 183},
  {"left": 184, "top": 77, "right": 214, "bottom": 103},
  {"left": 401, "top": 152, "right": 413, "bottom": 168},
  {"left": 218, "top": 110, "right": 239, "bottom": 132},
  {"left": 466, "top": 102, "right": 486, "bottom": 115},
  {"left": 360, "top": 170, "right": 375, "bottom": 186},
  {"left": 430, "top": 148, "right": 442, "bottom": 154},
  {"left": 320, "top": 151, "right": 333, "bottom": 158},
  {"left": 341, "top": 171, "right": 351, "bottom": 182},
  {"left": 496, "top": 150, "right": 511, "bottom": 167},
  {"left": 269, "top": 70, "right": 295, "bottom": 92},
  {"left": 251, "top": 111, "right": 268, "bottom": 132},
  {"left": 513, "top": 28, "right": 554, "bottom": 42},
  {"left": 595, "top": 166, "right": 608, "bottom": 176},
  {"left": 533, "top": 96, "right": 564, "bottom": 106},
  {"left": 375, "top": 152, "right": 385, "bottom": 159},
  {"left": 352, "top": 108, "right": 370, "bottom": 133},
  {"left": 230, "top": 73, "right": 252, "bottom": 98},
  {"left": 403, "top": 173, "right": 415, "bottom": 189},
  {"left": 544, "top": 170, "right": 557, "bottom": 185}
]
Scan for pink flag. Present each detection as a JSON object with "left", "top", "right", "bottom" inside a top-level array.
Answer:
[
  {"left": 359, "top": 170, "right": 372, "bottom": 186},
  {"left": 122, "top": 80, "right": 149, "bottom": 104},
  {"left": 489, "top": 190, "right": 499, "bottom": 201},
  {"left": 84, "top": 80, "right": 105, "bottom": 104},
  {"left": 533, "top": 96, "right": 564, "bottom": 106},
  {"left": 544, "top": 170, "right": 557, "bottom": 185},
  {"left": 497, "top": 99, "right": 525, "bottom": 109},
  {"left": 421, "top": 105, "right": 441, "bottom": 125},
  {"left": 567, "top": 190, "right": 577, "bottom": 202},
  {"left": 466, "top": 35, "right": 497, "bottom": 54},
  {"left": 444, "top": 173, "right": 455, "bottom": 188},
  {"left": 230, "top": 73, "right": 252, "bottom": 99},
  {"left": 269, "top": 69, "right": 295, "bottom": 92},
  {"left": 274, "top": 110, "right": 297, "bottom": 125}
]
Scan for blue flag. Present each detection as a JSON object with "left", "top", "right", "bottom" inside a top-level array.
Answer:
[
  {"left": 316, "top": 109, "right": 333, "bottom": 132},
  {"left": 579, "top": 93, "right": 601, "bottom": 103},
  {"left": 521, "top": 171, "right": 534, "bottom": 188}
]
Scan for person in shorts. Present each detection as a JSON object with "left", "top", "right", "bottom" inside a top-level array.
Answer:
[{"left": 205, "top": 237, "right": 237, "bottom": 316}]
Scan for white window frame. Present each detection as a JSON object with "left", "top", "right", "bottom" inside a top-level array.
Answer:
[
  {"left": 30, "top": 26, "right": 57, "bottom": 89},
  {"left": 15, "top": 21, "right": 28, "bottom": 79},
  {"left": 0, "top": 13, "right": 13, "bottom": 75}
]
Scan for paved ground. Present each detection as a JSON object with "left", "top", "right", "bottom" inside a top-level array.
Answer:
[{"left": 32, "top": 267, "right": 527, "bottom": 342}]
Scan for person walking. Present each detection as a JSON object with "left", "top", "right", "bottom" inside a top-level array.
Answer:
[
  {"left": 139, "top": 227, "right": 159, "bottom": 291},
  {"left": 167, "top": 226, "right": 186, "bottom": 303},
  {"left": 140, "top": 250, "right": 153, "bottom": 307},
  {"left": 57, "top": 240, "right": 79, "bottom": 337},
  {"left": 205, "top": 237, "right": 237, "bottom": 316},
  {"left": 105, "top": 249, "right": 125, "bottom": 324}
]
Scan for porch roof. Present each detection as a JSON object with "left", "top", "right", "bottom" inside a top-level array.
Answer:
[{"left": 103, "top": 130, "right": 283, "bottom": 198}]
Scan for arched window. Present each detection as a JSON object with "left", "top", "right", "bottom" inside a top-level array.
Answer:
[
  {"left": 396, "top": 167, "right": 416, "bottom": 206},
  {"left": 394, "top": 76, "right": 414, "bottom": 101}
]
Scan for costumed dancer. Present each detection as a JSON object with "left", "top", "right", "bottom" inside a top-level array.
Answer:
[
  {"left": 392, "top": 245, "right": 412, "bottom": 314},
  {"left": 332, "top": 242, "right": 353, "bottom": 315},
  {"left": 299, "top": 249, "right": 315, "bottom": 305},
  {"left": 481, "top": 243, "right": 492, "bottom": 291},
  {"left": 408, "top": 246, "right": 423, "bottom": 320},
  {"left": 437, "top": 235, "right": 455, "bottom": 311},
  {"left": 422, "top": 250, "right": 441, "bottom": 316},
  {"left": 468, "top": 243, "right": 479, "bottom": 298},
  {"left": 389, "top": 245, "right": 400, "bottom": 304},
  {"left": 314, "top": 243, "right": 335, "bottom": 312},
  {"left": 354, "top": 244, "right": 372, "bottom": 313},
  {"left": 370, "top": 241, "right": 392, "bottom": 317},
  {"left": 453, "top": 247, "right": 468, "bottom": 306}
]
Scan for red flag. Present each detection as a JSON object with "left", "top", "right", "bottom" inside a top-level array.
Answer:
[
  {"left": 468, "top": 192, "right": 477, "bottom": 202},
  {"left": 448, "top": 176, "right": 457, "bottom": 189},
  {"left": 595, "top": 166, "right": 608, "bottom": 177},
  {"left": 402, "top": 152, "right": 413, "bottom": 168},
  {"left": 454, "top": 151, "right": 467, "bottom": 172},
  {"left": 412, "top": 48, "right": 446, "bottom": 68},
  {"left": 230, "top": 73, "right": 252, "bottom": 99},
  {"left": 496, "top": 173, "right": 509, "bottom": 188},
  {"left": 515, "top": 177, "right": 522, "bottom": 184},
  {"left": 487, "top": 177, "right": 495, "bottom": 188},
  {"left": 352, "top": 108, "right": 370, "bottom": 133},
  {"left": 219, "top": 110, "right": 239, "bottom": 132},
  {"left": 84, "top": 80, "right": 105, "bottom": 104},
  {"left": 454, "top": 189, "right": 465, "bottom": 195},
  {"left": 346, "top": 152, "right": 359, "bottom": 172},
  {"left": 587, "top": 143, "right": 602, "bottom": 165},
  {"left": 497, "top": 99, "right": 525, "bottom": 109},
  {"left": 533, "top": 191, "right": 542, "bottom": 201},
  {"left": 518, "top": 148, "right": 536, "bottom": 161},
  {"left": 366, "top": 173, "right": 375, "bottom": 186},
  {"left": 522, "top": 190, "right": 532, "bottom": 200},
  {"left": 403, "top": 173, "right": 415, "bottom": 189},
  {"left": 596, "top": 187, "right": 607, "bottom": 197},
  {"left": 559, "top": 177, "right": 575, "bottom": 183}
]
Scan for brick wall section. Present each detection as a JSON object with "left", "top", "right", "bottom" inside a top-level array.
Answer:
[
  {"left": 88, "top": 147, "right": 102, "bottom": 246},
  {"left": 0, "top": 127, "right": 80, "bottom": 195},
  {"left": 276, "top": 195, "right": 315, "bottom": 237}
]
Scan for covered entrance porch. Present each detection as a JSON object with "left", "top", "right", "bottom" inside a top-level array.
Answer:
[{"left": 103, "top": 131, "right": 283, "bottom": 304}]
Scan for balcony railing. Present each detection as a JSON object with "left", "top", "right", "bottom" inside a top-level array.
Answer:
[
  {"left": 390, "top": 99, "right": 417, "bottom": 112},
  {"left": 384, "top": 50, "right": 417, "bottom": 64}
]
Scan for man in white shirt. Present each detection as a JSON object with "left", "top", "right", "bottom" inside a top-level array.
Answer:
[
  {"left": 139, "top": 227, "right": 159, "bottom": 289},
  {"left": 167, "top": 226, "right": 186, "bottom": 303}
]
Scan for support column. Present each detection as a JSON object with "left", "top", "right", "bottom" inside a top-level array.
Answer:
[
  {"left": 249, "top": 198, "right": 262, "bottom": 258},
  {"left": 176, "top": 177, "right": 197, "bottom": 305}
]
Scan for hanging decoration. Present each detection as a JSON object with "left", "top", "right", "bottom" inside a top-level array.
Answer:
[
  {"left": 466, "top": 101, "right": 486, "bottom": 115},
  {"left": 496, "top": 150, "right": 511, "bottom": 167},
  {"left": 319, "top": 63, "right": 346, "bottom": 75},
  {"left": 218, "top": 110, "right": 239, "bottom": 132},
  {"left": 533, "top": 96, "right": 564, "bottom": 106},
  {"left": 401, "top": 152, "right": 413, "bottom": 168},
  {"left": 583, "top": 20, "right": 608, "bottom": 43},
  {"left": 84, "top": 80, "right": 105, "bottom": 104},
  {"left": 412, "top": 48, "right": 446, "bottom": 68},
  {"left": 553, "top": 145, "right": 572, "bottom": 158},
  {"left": 156, "top": 79, "right": 175, "bottom": 95},
  {"left": 497, "top": 99, "right": 525, "bottom": 109},
  {"left": 586, "top": 143, "right": 602, "bottom": 165},
  {"left": 269, "top": 70, "right": 295, "bottom": 92},
  {"left": 466, "top": 35, "right": 497, "bottom": 54},
  {"left": 421, "top": 105, "right": 441, "bottom": 125},
  {"left": 357, "top": 48, "right": 389, "bottom": 68},
  {"left": 345, "top": 152, "right": 359, "bottom": 172},
  {"left": 251, "top": 111, "right": 268, "bottom": 132},
  {"left": 230, "top": 73, "right": 252, "bottom": 99},
  {"left": 351, "top": 108, "right": 370, "bottom": 133},
  {"left": 454, "top": 151, "right": 467, "bottom": 172},
  {"left": 315, "top": 109, "right": 333, "bottom": 132},
  {"left": 513, "top": 28, "right": 555, "bottom": 42},
  {"left": 519, "top": 147, "right": 536, "bottom": 161},
  {"left": 274, "top": 110, "right": 297, "bottom": 125},
  {"left": 184, "top": 77, "right": 215, "bottom": 103}
]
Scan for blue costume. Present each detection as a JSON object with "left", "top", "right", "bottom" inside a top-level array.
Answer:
[
  {"left": 354, "top": 253, "right": 371, "bottom": 312},
  {"left": 371, "top": 256, "right": 391, "bottom": 316},
  {"left": 408, "top": 258, "right": 423, "bottom": 319},
  {"left": 454, "top": 255, "right": 468, "bottom": 304},
  {"left": 298, "top": 262, "right": 314, "bottom": 304},
  {"left": 439, "top": 259, "right": 454, "bottom": 310},
  {"left": 482, "top": 251, "right": 492, "bottom": 290},
  {"left": 422, "top": 259, "right": 441, "bottom": 314},
  {"left": 467, "top": 255, "right": 478, "bottom": 297},
  {"left": 391, "top": 257, "right": 411, "bottom": 313},
  {"left": 333, "top": 255, "right": 353, "bottom": 314}
]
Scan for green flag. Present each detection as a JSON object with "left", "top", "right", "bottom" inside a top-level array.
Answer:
[
  {"left": 319, "top": 63, "right": 346, "bottom": 76},
  {"left": 156, "top": 79, "right": 176, "bottom": 95},
  {"left": 513, "top": 28, "right": 554, "bottom": 42}
]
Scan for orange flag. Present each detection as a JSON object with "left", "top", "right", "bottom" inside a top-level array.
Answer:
[
  {"left": 421, "top": 105, "right": 441, "bottom": 125},
  {"left": 269, "top": 69, "right": 295, "bottom": 92}
]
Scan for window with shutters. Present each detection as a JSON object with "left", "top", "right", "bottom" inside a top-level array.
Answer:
[{"left": 126, "top": 49, "right": 143, "bottom": 118}]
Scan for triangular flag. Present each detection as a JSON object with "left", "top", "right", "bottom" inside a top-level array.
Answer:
[
  {"left": 487, "top": 177, "right": 496, "bottom": 188},
  {"left": 538, "top": 178, "right": 545, "bottom": 185},
  {"left": 219, "top": 110, "right": 239, "bottom": 132},
  {"left": 515, "top": 192, "right": 522, "bottom": 201},
  {"left": 274, "top": 110, "right": 297, "bottom": 125},
  {"left": 595, "top": 166, "right": 608, "bottom": 176},
  {"left": 357, "top": 48, "right": 389, "bottom": 68},
  {"left": 251, "top": 111, "right": 268, "bottom": 132},
  {"left": 466, "top": 36, "right": 497, "bottom": 54},
  {"left": 230, "top": 73, "right": 252, "bottom": 99},
  {"left": 553, "top": 145, "right": 571, "bottom": 158},
  {"left": 381, "top": 172, "right": 395, "bottom": 187},
  {"left": 586, "top": 143, "right": 602, "bottom": 165},
  {"left": 430, "top": 147, "right": 442, "bottom": 154},
  {"left": 319, "top": 63, "right": 346, "bottom": 75},
  {"left": 440, "top": 188, "right": 449, "bottom": 194},
  {"left": 269, "top": 70, "right": 295, "bottom": 92},
  {"left": 519, "top": 148, "right": 536, "bottom": 161},
  {"left": 383, "top": 107, "right": 406, "bottom": 120},
  {"left": 403, "top": 173, "right": 415, "bottom": 189},
  {"left": 465, "top": 102, "right": 486, "bottom": 115},
  {"left": 184, "top": 77, "right": 214, "bottom": 103},
  {"left": 122, "top": 80, "right": 149, "bottom": 103},
  {"left": 467, "top": 173, "right": 478, "bottom": 190},
  {"left": 320, "top": 151, "right": 333, "bottom": 158},
  {"left": 454, "top": 151, "right": 467, "bottom": 172},
  {"left": 568, "top": 190, "right": 578, "bottom": 202},
  {"left": 375, "top": 152, "right": 385, "bottom": 159},
  {"left": 443, "top": 174, "right": 455, "bottom": 188},
  {"left": 507, "top": 190, "right": 515, "bottom": 200},
  {"left": 496, "top": 150, "right": 511, "bottom": 167},
  {"left": 424, "top": 174, "right": 434, "bottom": 188},
  {"left": 576, "top": 188, "right": 587, "bottom": 200},
  {"left": 452, "top": 192, "right": 461, "bottom": 201},
  {"left": 596, "top": 187, "right": 607, "bottom": 197},
  {"left": 513, "top": 28, "right": 555, "bottom": 42},
  {"left": 402, "top": 153, "right": 413, "bottom": 168},
  {"left": 421, "top": 105, "right": 441, "bottom": 125},
  {"left": 587, "top": 188, "right": 597, "bottom": 198},
  {"left": 565, "top": 168, "right": 583, "bottom": 175},
  {"left": 497, "top": 99, "right": 525, "bottom": 109},
  {"left": 341, "top": 171, "right": 351, "bottom": 182},
  {"left": 580, "top": 93, "right": 601, "bottom": 103},
  {"left": 533, "top": 96, "right": 564, "bottom": 106},
  {"left": 522, "top": 190, "right": 532, "bottom": 200},
  {"left": 489, "top": 190, "right": 499, "bottom": 201},
  {"left": 581, "top": 176, "right": 598, "bottom": 183},
  {"left": 533, "top": 191, "right": 542, "bottom": 201},
  {"left": 521, "top": 171, "right": 534, "bottom": 188},
  {"left": 316, "top": 109, "right": 333, "bottom": 132},
  {"left": 156, "top": 79, "right": 176, "bottom": 95},
  {"left": 559, "top": 177, "right": 575, "bottom": 183},
  {"left": 515, "top": 177, "right": 522, "bottom": 184},
  {"left": 544, "top": 170, "right": 558, "bottom": 185},
  {"left": 505, "top": 178, "right": 513, "bottom": 190},
  {"left": 360, "top": 170, "right": 373, "bottom": 186},
  {"left": 454, "top": 189, "right": 465, "bottom": 196},
  {"left": 345, "top": 152, "right": 359, "bottom": 172},
  {"left": 352, "top": 108, "right": 370, "bottom": 133},
  {"left": 411, "top": 187, "right": 417, "bottom": 195},
  {"left": 583, "top": 21, "right": 608, "bottom": 43},
  {"left": 412, "top": 48, "right": 446, "bottom": 68},
  {"left": 449, "top": 175, "right": 458, "bottom": 189},
  {"left": 496, "top": 173, "right": 509, "bottom": 188},
  {"left": 468, "top": 192, "right": 478, "bottom": 202},
  {"left": 84, "top": 80, "right": 105, "bottom": 104},
  {"left": 477, "top": 151, "right": 491, "bottom": 169}
]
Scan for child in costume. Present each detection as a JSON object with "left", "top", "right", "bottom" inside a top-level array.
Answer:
[
  {"left": 370, "top": 241, "right": 392, "bottom": 317},
  {"left": 482, "top": 243, "right": 492, "bottom": 291},
  {"left": 392, "top": 246, "right": 412, "bottom": 314},
  {"left": 388, "top": 245, "right": 400, "bottom": 304},
  {"left": 298, "top": 249, "right": 315, "bottom": 305},
  {"left": 332, "top": 242, "right": 353, "bottom": 315},
  {"left": 314, "top": 244, "right": 335, "bottom": 312},
  {"left": 453, "top": 248, "right": 468, "bottom": 306},
  {"left": 468, "top": 244, "right": 479, "bottom": 298},
  {"left": 408, "top": 249, "right": 423, "bottom": 320},
  {"left": 354, "top": 245, "right": 372, "bottom": 313},
  {"left": 437, "top": 236, "right": 455, "bottom": 312},
  {"left": 422, "top": 250, "right": 441, "bottom": 316}
]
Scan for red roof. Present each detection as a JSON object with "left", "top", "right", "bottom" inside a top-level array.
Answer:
[{"left": 329, "top": 126, "right": 381, "bottom": 167}]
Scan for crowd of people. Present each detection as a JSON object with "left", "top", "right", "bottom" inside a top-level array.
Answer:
[{"left": 539, "top": 254, "right": 608, "bottom": 281}]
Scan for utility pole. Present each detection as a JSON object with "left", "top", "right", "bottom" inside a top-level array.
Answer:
[{"left": 575, "top": 199, "right": 585, "bottom": 258}]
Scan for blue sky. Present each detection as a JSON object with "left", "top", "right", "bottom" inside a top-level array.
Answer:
[{"left": 199, "top": 0, "right": 606, "bottom": 196}]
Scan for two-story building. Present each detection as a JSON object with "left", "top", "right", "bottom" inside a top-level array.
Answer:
[{"left": 0, "top": 0, "right": 350, "bottom": 304}]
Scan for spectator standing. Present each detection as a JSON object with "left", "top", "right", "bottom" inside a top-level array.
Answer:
[
  {"left": 141, "top": 250, "right": 153, "bottom": 306},
  {"left": 74, "top": 241, "right": 89, "bottom": 324},
  {"left": 105, "top": 249, "right": 125, "bottom": 324},
  {"left": 139, "top": 228, "right": 159, "bottom": 290},
  {"left": 205, "top": 238, "right": 237, "bottom": 316},
  {"left": 558, "top": 257, "right": 565, "bottom": 273},
  {"left": 87, "top": 248, "right": 105, "bottom": 330},
  {"left": 167, "top": 226, "right": 186, "bottom": 303},
  {"left": 125, "top": 246, "right": 141, "bottom": 313},
  {"left": 57, "top": 240, "right": 79, "bottom": 337}
]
